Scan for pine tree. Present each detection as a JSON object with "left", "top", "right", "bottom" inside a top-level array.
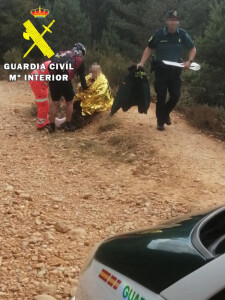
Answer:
[
  {"left": 80, "top": 0, "right": 109, "bottom": 44},
  {"left": 44, "top": 0, "right": 91, "bottom": 52},
  {"left": 101, "top": 0, "right": 149, "bottom": 60},
  {"left": 186, "top": 0, "right": 225, "bottom": 106},
  {"left": 0, "top": 0, "right": 34, "bottom": 62},
  {"left": 177, "top": 0, "right": 210, "bottom": 37}
]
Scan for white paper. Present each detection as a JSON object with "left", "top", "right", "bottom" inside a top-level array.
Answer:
[{"left": 162, "top": 60, "right": 201, "bottom": 71}]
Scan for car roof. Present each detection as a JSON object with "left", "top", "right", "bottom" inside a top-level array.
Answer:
[
  {"left": 95, "top": 206, "right": 225, "bottom": 293},
  {"left": 95, "top": 210, "right": 207, "bottom": 293},
  {"left": 161, "top": 253, "right": 225, "bottom": 300}
]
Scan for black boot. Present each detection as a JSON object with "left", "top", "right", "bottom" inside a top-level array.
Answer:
[
  {"left": 48, "top": 123, "right": 55, "bottom": 133},
  {"left": 157, "top": 118, "right": 165, "bottom": 131},
  {"left": 64, "top": 122, "right": 76, "bottom": 132},
  {"left": 165, "top": 116, "right": 172, "bottom": 125},
  {"left": 157, "top": 121, "right": 165, "bottom": 131}
]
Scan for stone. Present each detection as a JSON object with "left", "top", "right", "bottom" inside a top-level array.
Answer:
[
  {"left": 52, "top": 196, "right": 63, "bottom": 202},
  {"left": 43, "top": 232, "right": 54, "bottom": 241},
  {"left": 83, "top": 193, "right": 92, "bottom": 199},
  {"left": 34, "top": 295, "right": 57, "bottom": 300},
  {"left": 70, "top": 228, "right": 86, "bottom": 237},
  {"left": 43, "top": 283, "right": 57, "bottom": 296},
  {"left": 32, "top": 211, "right": 40, "bottom": 217},
  {"left": 14, "top": 190, "right": 24, "bottom": 195},
  {"left": 38, "top": 268, "right": 47, "bottom": 277},
  {"left": 19, "top": 193, "right": 33, "bottom": 201},
  {"left": 35, "top": 217, "right": 42, "bottom": 225},
  {"left": 5, "top": 185, "right": 14, "bottom": 192},
  {"left": 54, "top": 222, "right": 69, "bottom": 233}
]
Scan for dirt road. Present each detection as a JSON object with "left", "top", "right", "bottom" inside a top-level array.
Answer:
[{"left": 0, "top": 81, "right": 225, "bottom": 299}]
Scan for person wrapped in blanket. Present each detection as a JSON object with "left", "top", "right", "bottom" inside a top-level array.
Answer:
[{"left": 55, "top": 63, "right": 113, "bottom": 128}]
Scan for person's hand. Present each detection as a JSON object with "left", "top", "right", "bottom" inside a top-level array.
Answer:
[
  {"left": 137, "top": 62, "right": 144, "bottom": 69},
  {"left": 183, "top": 60, "right": 192, "bottom": 69},
  {"left": 78, "top": 86, "right": 88, "bottom": 91}
]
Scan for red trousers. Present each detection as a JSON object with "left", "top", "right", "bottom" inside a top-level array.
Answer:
[{"left": 30, "top": 81, "right": 50, "bottom": 129}]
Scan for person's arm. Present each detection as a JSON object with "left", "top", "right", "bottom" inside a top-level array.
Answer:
[
  {"left": 78, "top": 61, "right": 88, "bottom": 89},
  {"left": 137, "top": 47, "right": 151, "bottom": 69},
  {"left": 183, "top": 32, "right": 196, "bottom": 69},
  {"left": 183, "top": 46, "right": 196, "bottom": 69}
]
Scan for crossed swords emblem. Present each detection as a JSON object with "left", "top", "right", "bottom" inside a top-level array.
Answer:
[{"left": 23, "top": 20, "right": 55, "bottom": 58}]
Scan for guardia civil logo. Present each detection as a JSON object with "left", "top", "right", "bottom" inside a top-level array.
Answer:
[{"left": 23, "top": 6, "right": 55, "bottom": 58}]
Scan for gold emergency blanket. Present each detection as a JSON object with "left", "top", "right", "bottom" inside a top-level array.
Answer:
[{"left": 75, "top": 73, "right": 113, "bottom": 116}]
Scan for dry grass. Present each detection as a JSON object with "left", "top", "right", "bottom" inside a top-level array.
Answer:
[
  {"left": 29, "top": 102, "right": 37, "bottom": 117},
  {"left": 79, "top": 132, "right": 138, "bottom": 164},
  {"left": 177, "top": 100, "right": 225, "bottom": 140},
  {"left": 97, "top": 117, "right": 121, "bottom": 133},
  {"left": 108, "top": 134, "right": 136, "bottom": 151},
  {"left": 107, "top": 134, "right": 137, "bottom": 163},
  {"left": 80, "top": 140, "right": 108, "bottom": 156}
]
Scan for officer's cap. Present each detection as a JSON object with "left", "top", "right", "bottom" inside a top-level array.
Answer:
[{"left": 167, "top": 9, "right": 179, "bottom": 19}]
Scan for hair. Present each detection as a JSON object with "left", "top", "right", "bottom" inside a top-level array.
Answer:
[
  {"left": 89, "top": 62, "right": 102, "bottom": 76},
  {"left": 91, "top": 62, "right": 101, "bottom": 70}
]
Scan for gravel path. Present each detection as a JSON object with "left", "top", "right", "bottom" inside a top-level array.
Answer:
[{"left": 0, "top": 81, "right": 225, "bottom": 299}]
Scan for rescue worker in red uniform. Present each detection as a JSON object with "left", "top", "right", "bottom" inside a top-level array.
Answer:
[{"left": 29, "top": 60, "right": 51, "bottom": 130}]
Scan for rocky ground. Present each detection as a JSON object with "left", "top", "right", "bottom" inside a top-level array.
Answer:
[{"left": 0, "top": 81, "right": 225, "bottom": 300}]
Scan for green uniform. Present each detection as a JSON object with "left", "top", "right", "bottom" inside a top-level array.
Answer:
[
  {"left": 147, "top": 27, "right": 195, "bottom": 126},
  {"left": 148, "top": 27, "right": 194, "bottom": 62}
]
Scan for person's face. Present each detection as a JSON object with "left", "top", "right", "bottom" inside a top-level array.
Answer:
[
  {"left": 91, "top": 66, "right": 101, "bottom": 79},
  {"left": 166, "top": 18, "right": 179, "bottom": 33}
]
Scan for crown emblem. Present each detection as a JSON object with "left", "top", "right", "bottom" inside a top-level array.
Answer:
[{"left": 30, "top": 6, "right": 49, "bottom": 18}]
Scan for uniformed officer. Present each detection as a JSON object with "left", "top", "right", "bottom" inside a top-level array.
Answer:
[{"left": 137, "top": 9, "right": 196, "bottom": 130}]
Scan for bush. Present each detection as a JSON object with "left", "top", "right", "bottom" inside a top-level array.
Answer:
[
  {"left": 177, "top": 92, "right": 225, "bottom": 140},
  {"left": 85, "top": 48, "right": 133, "bottom": 88},
  {"left": 3, "top": 47, "right": 23, "bottom": 63},
  {"left": 183, "top": 62, "right": 225, "bottom": 108},
  {"left": 184, "top": 1, "right": 225, "bottom": 107},
  {"left": 0, "top": 65, "right": 9, "bottom": 80}
]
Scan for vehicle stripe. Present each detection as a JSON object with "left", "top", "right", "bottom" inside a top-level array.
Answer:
[
  {"left": 107, "top": 275, "right": 117, "bottom": 287},
  {"left": 113, "top": 279, "right": 121, "bottom": 290},
  {"left": 98, "top": 269, "right": 121, "bottom": 290},
  {"left": 99, "top": 269, "right": 111, "bottom": 282}
]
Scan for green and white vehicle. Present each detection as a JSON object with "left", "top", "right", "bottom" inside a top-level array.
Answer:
[{"left": 74, "top": 206, "right": 225, "bottom": 300}]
